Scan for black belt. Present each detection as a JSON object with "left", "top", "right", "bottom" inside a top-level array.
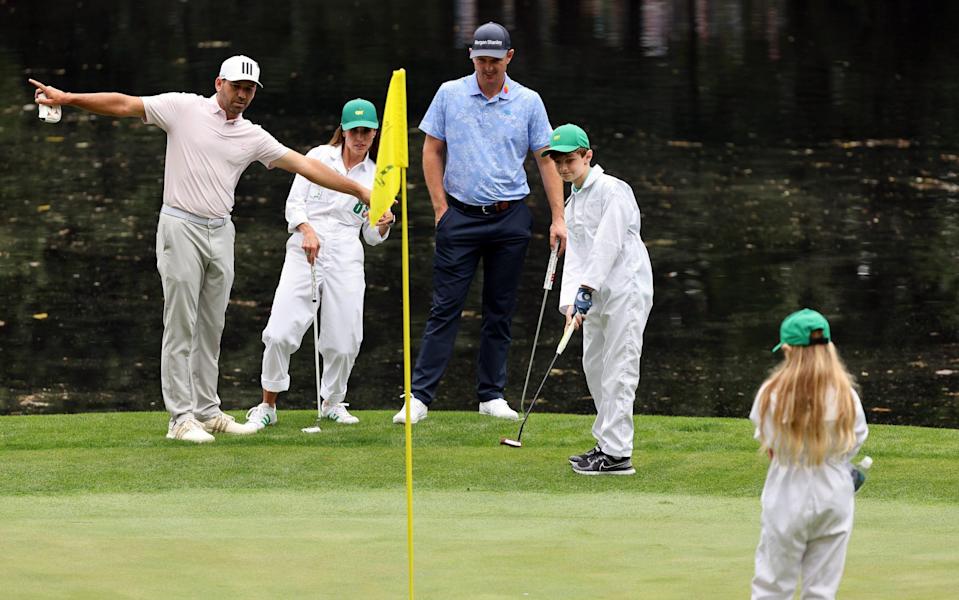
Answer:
[{"left": 447, "top": 196, "right": 518, "bottom": 216}]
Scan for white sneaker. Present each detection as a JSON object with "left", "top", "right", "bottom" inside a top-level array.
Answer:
[
  {"left": 392, "top": 394, "right": 428, "bottom": 424},
  {"left": 245, "top": 403, "right": 277, "bottom": 431},
  {"left": 199, "top": 412, "right": 258, "bottom": 435},
  {"left": 166, "top": 418, "right": 215, "bottom": 444},
  {"left": 322, "top": 401, "right": 359, "bottom": 424},
  {"left": 479, "top": 398, "right": 519, "bottom": 420}
]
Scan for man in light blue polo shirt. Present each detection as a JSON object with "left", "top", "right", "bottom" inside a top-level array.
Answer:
[{"left": 394, "top": 21, "right": 567, "bottom": 424}]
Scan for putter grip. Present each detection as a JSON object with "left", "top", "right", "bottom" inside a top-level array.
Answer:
[
  {"left": 543, "top": 245, "right": 559, "bottom": 291},
  {"left": 556, "top": 321, "right": 577, "bottom": 354}
]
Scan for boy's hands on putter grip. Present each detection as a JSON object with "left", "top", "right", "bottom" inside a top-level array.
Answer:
[
  {"left": 574, "top": 287, "right": 592, "bottom": 314},
  {"left": 566, "top": 287, "right": 593, "bottom": 330}
]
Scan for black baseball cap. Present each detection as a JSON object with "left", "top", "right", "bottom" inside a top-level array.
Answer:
[{"left": 470, "top": 22, "right": 511, "bottom": 59}]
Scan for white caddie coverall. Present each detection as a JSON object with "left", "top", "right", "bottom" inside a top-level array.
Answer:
[
  {"left": 260, "top": 144, "right": 387, "bottom": 405},
  {"left": 750, "top": 386, "right": 869, "bottom": 599},
  {"left": 558, "top": 164, "right": 654, "bottom": 458}
]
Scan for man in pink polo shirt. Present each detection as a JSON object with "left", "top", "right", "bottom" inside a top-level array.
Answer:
[{"left": 30, "top": 55, "right": 371, "bottom": 443}]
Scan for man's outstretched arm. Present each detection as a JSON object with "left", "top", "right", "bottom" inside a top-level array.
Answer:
[
  {"left": 29, "top": 79, "right": 145, "bottom": 119},
  {"left": 271, "top": 150, "right": 371, "bottom": 206}
]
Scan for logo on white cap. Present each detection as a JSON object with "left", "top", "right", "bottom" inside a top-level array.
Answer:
[{"left": 219, "top": 55, "right": 262, "bottom": 87}]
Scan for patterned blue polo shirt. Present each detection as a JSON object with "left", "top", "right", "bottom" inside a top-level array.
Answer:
[{"left": 419, "top": 73, "right": 553, "bottom": 206}]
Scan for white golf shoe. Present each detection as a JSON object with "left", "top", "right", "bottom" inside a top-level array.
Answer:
[
  {"left": 392, "top": 394, "right": 428, "bottom": 424},
  {"left": 166, "top": 418, "right": 215, "bottom": 444},
  {"left": 199, "top": 412, "right": 258, "bottom": 435},
  {"left": 322, "top": 401, "right": 359, "bottom": 424},
  {"left": 479, "top": 398, "right": 519, "bottom": 420},
  {"left": 245, "top": 403, "right": 277, "bottom": 431}
]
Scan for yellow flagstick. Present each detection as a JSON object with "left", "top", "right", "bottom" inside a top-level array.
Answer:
[
  {"left": 368, "top": 68, "right": 413, "bottom": 599},
  {"left": 401, "top": 165, "right": 415, "bottom": 600}
]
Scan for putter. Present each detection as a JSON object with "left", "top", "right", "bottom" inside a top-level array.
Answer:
[
  {"left": 302, "top": 260, "right": 323, "bottom": 434},
  {"left": 501, "top": 319, "right": 577, "bottom": 448},
  {"left": 520, "top": 244, "right": 559, "bottom": 413}
]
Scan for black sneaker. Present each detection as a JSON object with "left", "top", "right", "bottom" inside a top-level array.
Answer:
[
  {"left": 572, "top": 451, "right": 635, "bottom": 476},
  {"left": 568, "top": 446, "right": 601, "bottom": 466}
]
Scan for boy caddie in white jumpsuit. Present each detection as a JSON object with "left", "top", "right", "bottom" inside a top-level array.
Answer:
[
  {"left": 245, "top": 99, "right": 391, "bottom": 429},
  {"left": 544, "top": 124, "right": 654, "bottom": 475}
]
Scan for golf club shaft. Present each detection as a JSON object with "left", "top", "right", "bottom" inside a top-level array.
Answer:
[
  {"left": 520, "top": 291, "right": 549, "bottom": 413},
  {"left": 515, "top": 350, "right": 562, "bottom": 442},
  {"left": 515, "top": 320, "right": 577, "bottom": 443},
  {"left": 311, "top": 263, "right": 322, "bottom": 419},
  {"left": 520, "top": 245, "right": 559, "bottom": 413}
]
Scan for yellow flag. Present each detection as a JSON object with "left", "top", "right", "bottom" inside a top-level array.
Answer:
[{"left": 369, "top": 69, "right": 408, "bottom": 225}]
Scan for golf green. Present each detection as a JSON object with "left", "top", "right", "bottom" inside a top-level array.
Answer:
[{"left": 1, "top": 411, "right": 956, "bottom": 598}]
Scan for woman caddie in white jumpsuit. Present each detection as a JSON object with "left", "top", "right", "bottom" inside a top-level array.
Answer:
[
  {"left": 247, "top": 102, "right": 390, "bottom": 428},
  {"left": 559, "top": 164, "right": 654, "bottom": 460},
  {"left": 750, "top": 387, "right": 868, "bottom": 599}
]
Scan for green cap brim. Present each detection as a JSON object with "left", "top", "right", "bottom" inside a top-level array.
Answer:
[
  {"left": 771, "top": 342, "right": 784, "bottom": 353},
  {"left": 343, "top": 120, "right": 379, "bottom": 130},
  {"left": 541, "top": 144, "right": 581, "bottom": 157}
]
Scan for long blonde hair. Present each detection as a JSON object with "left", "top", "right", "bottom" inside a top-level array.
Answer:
[{"left": 756, "top": 342, "right": 858, "bottom": 465}]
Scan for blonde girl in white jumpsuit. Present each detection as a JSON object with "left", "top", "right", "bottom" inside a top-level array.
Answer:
[
  {"left": 750, "top": 308, "right": 869, "bottom": 599},
  {"left": 543, "top": 124, "right": 654, "bottom": 475},
  {"left": 245, "top": 99, "right": 393, "bottom": 428}
]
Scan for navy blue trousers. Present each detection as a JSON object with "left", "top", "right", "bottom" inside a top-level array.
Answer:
[{"left": 411, "top": 201, "right": 532, "bottom": 405}]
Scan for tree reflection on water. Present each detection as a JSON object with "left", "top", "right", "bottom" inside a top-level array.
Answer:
[{"left": 1, "top": 1, "right": 957, "bottom": 427}]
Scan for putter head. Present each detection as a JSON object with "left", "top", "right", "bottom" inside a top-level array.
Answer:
[
  {"left": 301, "top": 425, "right": 322, "bottom": 434},
  {"left": 500, "top": 437, "right": 522, "bottom": 448}
]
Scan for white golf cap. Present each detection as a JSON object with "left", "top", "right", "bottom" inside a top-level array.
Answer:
[{"left": 218, "top": 55, "right": 262, "bottom": 87}]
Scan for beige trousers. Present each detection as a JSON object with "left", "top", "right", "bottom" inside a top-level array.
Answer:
[{"left": 155, "top": 212, "right": 235, "bottom": 423}]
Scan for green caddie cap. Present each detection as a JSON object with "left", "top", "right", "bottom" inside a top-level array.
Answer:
[
  {"left": 541, "top": 123, "right": 590, "bottom": 157},
  {"left": 341, "top": 98, "right": 379, "bottom": 130},
  {"left": 773, "top": 308, "right": 832, "bottom": 352}
]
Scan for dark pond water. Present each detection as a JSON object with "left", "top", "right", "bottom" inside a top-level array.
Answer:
[{"left": 2, "top": 1, "right": 958, "bottom": 428}]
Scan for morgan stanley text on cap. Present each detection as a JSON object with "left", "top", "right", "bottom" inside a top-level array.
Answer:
[{"left": 470, "top": 22, "right": 511, "bottom": 59}]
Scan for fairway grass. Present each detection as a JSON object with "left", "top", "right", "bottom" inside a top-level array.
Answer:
[{"left": 1, "top": 411, "right": 957, "bottom": 599}]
